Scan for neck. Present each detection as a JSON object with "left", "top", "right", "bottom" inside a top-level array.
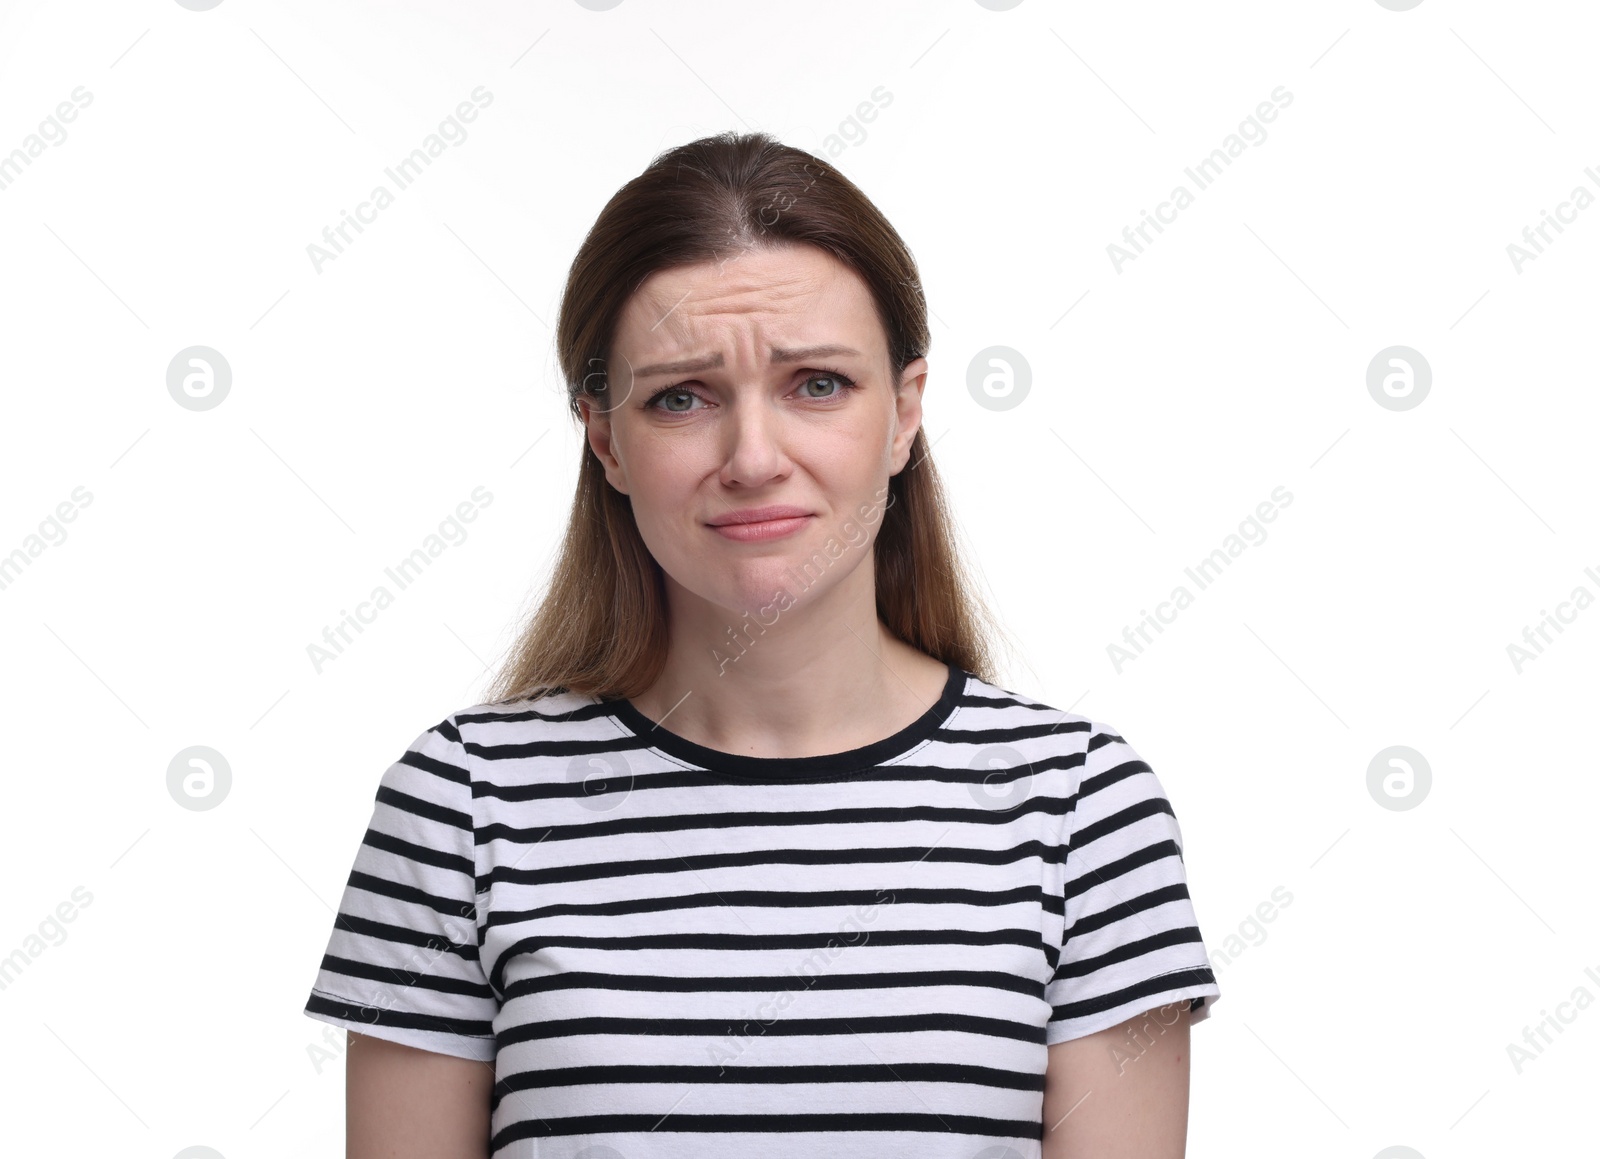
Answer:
[{"left": 631, "top": 565, "right": 946, "bottom": 758}]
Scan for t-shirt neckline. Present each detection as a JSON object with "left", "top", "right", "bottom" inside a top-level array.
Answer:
[{"left": 599, "top": 661, "right": 968, "bottom": 782}]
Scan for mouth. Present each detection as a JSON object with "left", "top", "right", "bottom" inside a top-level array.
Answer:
[
  {"left": 707, "top": 504, "right": 812, "bottom": 526},
  {"left": 707, "top": 511, "right": 813, "bottom": 543}
]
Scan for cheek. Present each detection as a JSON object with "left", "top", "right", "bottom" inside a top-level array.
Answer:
[
  {"left": 614, "top": 429, "right": 704, "bottom": 539},
  {"left": 826, "top": 394, "right": 896, "bottom": 456},
  {"left": 840, "top": 411, "right": 897, "bottom": 474},
  {"left": 616, "top": 423, "right": 696, "bottom": 487},
  {"left": 829, "top": 441, "right": 882, "bottom": 485}
]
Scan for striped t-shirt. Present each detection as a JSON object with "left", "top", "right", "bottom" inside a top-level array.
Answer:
[{"left": 303, "top": 661, "right": 1220, "bottom": 1157}]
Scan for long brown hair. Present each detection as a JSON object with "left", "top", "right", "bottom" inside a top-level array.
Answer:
[{"left": 484, "top": 131, "right": 1011, "bottom": 706}]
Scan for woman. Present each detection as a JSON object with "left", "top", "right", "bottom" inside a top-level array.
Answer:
[{"left": 303, "top": 130, "right": 1220, "bottom": 1158}]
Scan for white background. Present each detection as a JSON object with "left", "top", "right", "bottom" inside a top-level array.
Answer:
[{"left": 1, "top": 0, "right": 1596, "bottom": 1155}]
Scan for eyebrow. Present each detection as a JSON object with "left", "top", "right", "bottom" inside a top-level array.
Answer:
[{"left": 632, "top": 344, "right": 863, "bottom": 379}]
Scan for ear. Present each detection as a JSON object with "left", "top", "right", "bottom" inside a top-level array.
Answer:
[
  {"left": 577, "top": 395, "right": 630, "bottom": 496},
  {"left": 888, "top": 356, "right": 929, "bottom": 476}
]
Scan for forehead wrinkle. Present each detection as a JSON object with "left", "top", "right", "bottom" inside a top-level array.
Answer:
[
  {"left": 619, "top": 255, "right": 874, "bottom": 379},
  {"left": 643, "top": 265, "right": 828, "bottom": 334},
  {"left": 632, "top": 343, "right": 865, "bottom": 380}
]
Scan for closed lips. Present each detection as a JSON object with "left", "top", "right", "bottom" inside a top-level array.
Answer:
[{"left": 708, "top": 507, "right": 811, "bottom": 526}]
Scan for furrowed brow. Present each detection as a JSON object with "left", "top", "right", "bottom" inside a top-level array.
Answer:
[
  {"left": 633, "top": 344, "right": 862, "bottom": 379},
  {"left": 632, "top": 353, "right": 724, "bottom": 379},
  {"left": 769, "top": 343, "right": 862, "bottom": 364}
]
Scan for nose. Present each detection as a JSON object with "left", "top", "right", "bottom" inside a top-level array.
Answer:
[{"left": 717, "top": 392, "right": 790, "bottom": 488}]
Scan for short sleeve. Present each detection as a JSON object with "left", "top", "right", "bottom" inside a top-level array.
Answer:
[
  {"left": 302, "top": 714, "right": 498, "bottom": 1062},
  {"left": 1044, "top": 721, "right": 1220, "bottom": 1045}
]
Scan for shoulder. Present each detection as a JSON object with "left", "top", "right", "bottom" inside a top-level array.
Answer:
[
  {"left": 947, "top": 674, "right": 1169, "bottom": 808},
  {"left": 443, "top": 687, "right": 611, "bottom": 746},
  {"left": 937, "top": 674, "right": 1132, "bottom": 822},
  {"left": 416, "top": 688, "right": 622, "bottom": 787},
  {"left": 947, "top": 670, "right": 1105, "bottom": 757},
  {"left": 380, "top": 689, "right": 604, "bottom": 772}
]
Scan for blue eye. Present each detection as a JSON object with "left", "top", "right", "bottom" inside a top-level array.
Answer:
[
  {"left": 645, "top": 388, "right": 700, "bottom": 413},
  {"left": 801, "top": 371, "right": 857, "bottom": 398},
  {"left": 642, "top": 368, "right": 860, "bottom": 413}
]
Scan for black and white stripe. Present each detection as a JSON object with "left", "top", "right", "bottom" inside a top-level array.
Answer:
[{"left": 305, "top": 663, "right": 1220, "bottom": 1157}]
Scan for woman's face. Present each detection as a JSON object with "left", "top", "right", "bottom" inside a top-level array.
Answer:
[{"left": 580, "top": 242, "right": 929, "bottom": 622}]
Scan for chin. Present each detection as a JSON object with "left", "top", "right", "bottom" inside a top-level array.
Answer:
[{"left": 687, "top": 565, "right": 809, "bottom": 621}]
